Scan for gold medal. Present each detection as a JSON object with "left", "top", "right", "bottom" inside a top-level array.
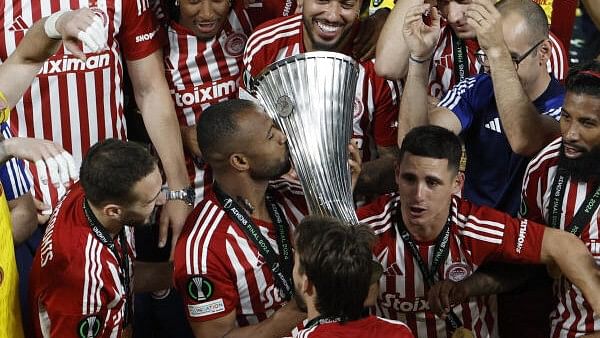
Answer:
[{"left": 452, "top": 327, "right": 475, "bottom": 338}]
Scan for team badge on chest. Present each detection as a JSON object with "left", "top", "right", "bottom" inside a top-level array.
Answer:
[
  {"left": 445, "top": 262, "right": 471, "bottom": 282},
  {"left": 224, "top": 32, "right": 248, "bottom": 57}
]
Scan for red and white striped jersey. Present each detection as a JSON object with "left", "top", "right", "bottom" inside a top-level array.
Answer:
[
  {"left": 164, "top": 5, "right": 254, "bottom": 203},
  {"left": 29, "top": 184, "right": 135, "bottom": 338},
  {"left": 429, "top": 20, "right": 569, "bottom": 99},
  {"left": 357, "top": 193, "right": 546, "bottom": 338},
  {"left": 242, "top": 14, "right": 401, "bottom": 160},
  {"left": 291, "top": 315, "right": 414, "bottom": 338},
  {"left": 173, "top": 179, "right": 308, "bottom": 326},
  {"left": 1, "top": 0, "right": 162, "bottom": 208},
  {"left": 163, "top": 0, "right": 297, "bottom": 203},
  {"left": 521, "top": 137, "right": 600, "bottom": 337}
]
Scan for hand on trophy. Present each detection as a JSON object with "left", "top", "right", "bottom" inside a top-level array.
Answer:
[{"left": 349, "top": 141, "right": 362, "bottom": 191}]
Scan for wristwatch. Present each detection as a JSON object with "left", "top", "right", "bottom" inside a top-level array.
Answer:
[{"left": 165, "top": 186, "right": 195, "bottom": 206}]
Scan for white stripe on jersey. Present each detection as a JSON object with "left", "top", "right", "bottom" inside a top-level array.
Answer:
[
  {"left": 186, "top": 201, "right": 223, "bottom": 275},
  {"left": 362, "top": 195, "right": 498, "bottom": 337},
  {"left": 244, "top": 15, "right": 301, "bottom": 53},
  {"left": 83, "top": 235, "right": 103, "bottom": 315},
  {"left": 245, "top": 29, "right": 300, "bottom": 69},
  {"left": 548, "top": 34, "right": 565, "bottom": 81},
  {"left": 524, "top": 138, "right": 600, "bottom": 336},
  {"left": 137, "top": 0, "right": 149, "bottom": 16},
  {"left": 2, "top": 0, "right": 135, "bottom": 207},
  {"left": 225, "top": 239, "right": 256, "bottom": 317},
  {"left": 438, "top": 77, "right": 478, "bottom": 110},
  {"left": 243, "top": 16, "right": 302, "bottom": 68}
]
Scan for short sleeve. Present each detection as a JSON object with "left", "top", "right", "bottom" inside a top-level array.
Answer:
[
  {"left": 118, "top": 0, "right": 164, "bottom": 60},
  {"left": 174, "top": 246, "right": 239, "bottom": 322},
  {"left": 437, "top": 74, "right": 492, "bottom": 132},
  {"left": 459, "top": 201, "right": 544, "bottom": 265}
]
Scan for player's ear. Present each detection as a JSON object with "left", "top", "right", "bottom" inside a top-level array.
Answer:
[
  {"left": 452, "top": 171, "right": 464, "bottom": 195},
  {"left": 230, "top": 153, "right": 250, "bottom": 172},
  {"left": 103, "top": 203, "right": 123, "bottom": 219}
]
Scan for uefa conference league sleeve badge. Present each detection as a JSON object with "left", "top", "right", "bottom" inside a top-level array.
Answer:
[
  {"left": 77, "top": 315, "right": 102, "bottom": 338},
  {"left": 187, "top": 275, "right": 214, "bottom": 302}
]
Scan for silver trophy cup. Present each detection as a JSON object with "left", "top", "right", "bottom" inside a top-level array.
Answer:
[{"left": 251, "top": 51, "right": 359, "bottom": 224}]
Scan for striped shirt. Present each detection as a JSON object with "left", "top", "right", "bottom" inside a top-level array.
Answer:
[
  {"left": 164, "top": 4, "right": 254, "bottom": 204},
  {"left": 162, "top": 0, "right": 296, "bottom": 203},
  {"left": 242, "top": 14, "right": 401, "bottom": 160},
  {"left": 0, "top": 122, "right": 31, "bottom": 200},
  {"left": 173, "top": 179, "right": 308, "bottom": 326},
  {"left": 521, "top": 137, "right": 600, "bottom": 337},
  {"left": 357, "top": 193, "right": 545, "bottom": 338},
  {"left": 429, "top": 21, "right": 568, "bottom": 99},
  {"left": 1, "top": 0, "right": 162, "bottom": 209},
  {"left": 29, "top": 184, "right": 135, "bottom": 338}
]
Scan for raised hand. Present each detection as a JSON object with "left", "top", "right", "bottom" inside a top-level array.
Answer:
[{"left": 403, "top": 3, "right": 441, "bottom": 61}]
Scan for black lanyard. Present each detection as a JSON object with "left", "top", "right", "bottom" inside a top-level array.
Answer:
[
  {"left": 304, "top": 315, "right": 342, "bottom": 330},
  {"left": 451, "top": 30, "right": 469, "bottom": 84},
  {"left": 394, "top": 203, "right": 463, "bottom": 331},
  {"left": 213, "top": 185, "right": 294, "bottom": 300},
  {"left": 83, "top": 199, "right": 131, "bottom": 327},
  {"left": 548, "top": 167, "right": 600, "bottom": 236}
]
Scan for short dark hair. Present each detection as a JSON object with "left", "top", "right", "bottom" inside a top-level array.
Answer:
[
  {"left": 496, "top": 0, "right": 549, "bottom": 44},
  {"left": 80, "top": 139, "right": 157, "bottom": 206},
  {"left": 565, "top": 60, "right": 600, "bottom": 99},
  {"left": 196, "top": 99, "right": 258, "bottom": 162},
  {"left": 399, "top": 126, "right": 462, "bottom": 173},
  {"left": 295, "top": 215, "right": 376, "bottom": 322}
]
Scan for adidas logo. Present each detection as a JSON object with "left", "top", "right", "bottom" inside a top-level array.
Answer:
[
  {"left": 9, "top": 16, "right": 29, "bottom": 32},
  {"left": 484, "top": 117, "right": 503, "bottom": 134}
]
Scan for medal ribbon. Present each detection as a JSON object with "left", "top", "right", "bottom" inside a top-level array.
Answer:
[
  {"left": 83, "top": 199, "right": 132, "bottom": 327},
  {"left": 213, "top": 185, "right": 294, "bottom": 300},
  {"left": 304, "top": 316, "right": 342, "bottom": 330},
  {"left": 548, "top": 167, "right": 600, "bottom": 236},
  {"left": 451, "top": 30, "right": 470, "bottom": 84},
  {"left": 395, "top": 203, "right": 463, "bottom": 331}
]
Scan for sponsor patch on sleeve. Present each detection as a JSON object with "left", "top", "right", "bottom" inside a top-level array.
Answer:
[{"left": 188, "top": 298, "right": 226, "bottom": 317}]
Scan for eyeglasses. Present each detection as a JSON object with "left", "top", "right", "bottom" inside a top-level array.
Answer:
[{"left": 475, "top": 39, "right": 545, "bottom": 70}]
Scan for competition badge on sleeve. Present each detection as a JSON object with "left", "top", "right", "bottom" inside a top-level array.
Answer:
[
  {"left": 251, "top": 52, "right": 360, "bottom": 224},
  {"left": 78, "top": 315, "right": 102, "bottom": 338}
]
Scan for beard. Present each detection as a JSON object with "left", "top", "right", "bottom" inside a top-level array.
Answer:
[
  {"left": 302, "top": 17, "right": 353, "bottom": 52},
  {"left": 558, "top": 144, "right": 600, "bottom": 182},
  {"left": 250, "top": 151, "right": 292, "bottom": 180},
  {"left": 122, "top": 207, "right": 158, "bottom": 228}
]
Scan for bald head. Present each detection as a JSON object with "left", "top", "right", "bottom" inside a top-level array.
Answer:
[{"left": 496, "top": 0, "right": 549, "bottom": 45}]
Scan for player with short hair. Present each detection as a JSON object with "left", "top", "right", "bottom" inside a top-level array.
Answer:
[
  {"left": 358, "top": 125, "right": 600, "bottom": 337},
  {"left": 29, "top": 139, "right": 172, "bottom": 337},
  {"left": 291, "top": 215, "right": 414, "bottom": 338}
]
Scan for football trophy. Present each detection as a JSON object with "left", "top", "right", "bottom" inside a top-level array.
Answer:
[{"left": 250, "top": 51, "right": 360, "bottom": 224}]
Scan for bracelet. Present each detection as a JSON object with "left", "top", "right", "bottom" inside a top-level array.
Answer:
[
  {"left": 44, "top": 11, "right": 68, "bottom": 40},
  {"left": 409, "top": 54, "right": 432, "bottom": 64}
]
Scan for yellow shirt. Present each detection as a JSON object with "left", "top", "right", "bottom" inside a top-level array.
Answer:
[
  {"left": 0, "top": 90, "right": 25, "bottom": 338},
  {"left": 531, "top": 0, "right": 554, "bottom": 23}
]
